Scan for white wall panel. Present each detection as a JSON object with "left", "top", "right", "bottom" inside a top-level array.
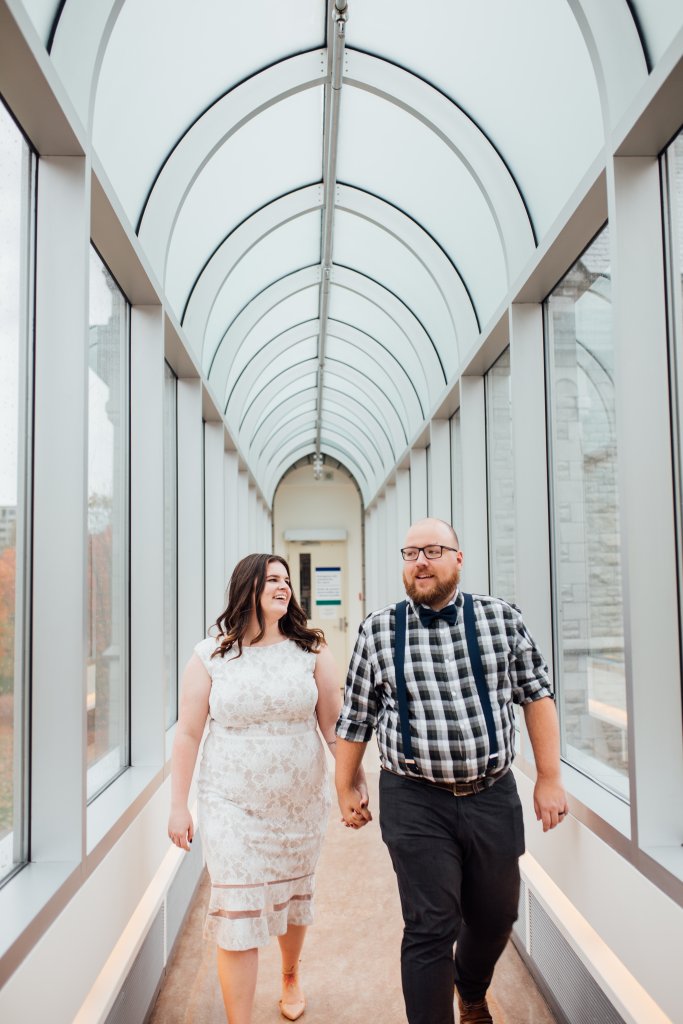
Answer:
[
  {"left": 32, "top": 156, "right": 89, "bottom": 863},
  {"left": 409, "top": 448, "right": 427, "bottom": 522},
  {"left": 203, "top": 422, "right": 226, "bottom": 625},
  {"left": 429, "top": 420, "right": 451, "bottom": 522},
  {"left": 131, "top": 306, "right": 166, "bottom": 765},
  {"left": 460, "top": 376, "right": 489, "bottom": 593},
  {"left": 177, "top": 379, "right": 205, "bottom": 653},
  {"left": 610, "top": 156, "right": 683, "bottom": 849},
  {"left": 509, "top": 304, "right": 553, "bottom": 669}
]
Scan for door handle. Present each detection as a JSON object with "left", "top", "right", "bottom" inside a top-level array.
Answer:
[{"left": 339, "top": 616, "right": 348, "bottom": 631}]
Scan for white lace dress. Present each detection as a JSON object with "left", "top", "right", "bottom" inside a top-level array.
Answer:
[{"left": 194, "top": 637, "right": 331, "bottom": 950}]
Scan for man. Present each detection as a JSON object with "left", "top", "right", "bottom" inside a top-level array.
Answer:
[{"left": 335, "top": 518, "right": 567, "bottom": 1024}]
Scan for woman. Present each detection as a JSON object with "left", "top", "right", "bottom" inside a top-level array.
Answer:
[{"left": 167, "top": 553, "right": 368, "bottom": 1023}]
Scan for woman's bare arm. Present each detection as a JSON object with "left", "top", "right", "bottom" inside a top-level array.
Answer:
[{"left": 168, "top": 653, "right": 211, "bottom": 850}]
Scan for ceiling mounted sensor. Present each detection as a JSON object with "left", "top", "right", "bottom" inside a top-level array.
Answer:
[{"left": 312, "top": 452, "right": 324, "bottom": 479}]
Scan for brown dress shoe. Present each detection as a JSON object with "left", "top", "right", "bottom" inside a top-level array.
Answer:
[{"left": 457, "top": 992, "right": 493, "bottom": 1024}]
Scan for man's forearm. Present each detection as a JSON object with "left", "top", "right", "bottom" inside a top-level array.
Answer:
[
  {"left": 523, "top": 695, "right": 568, "bottom": 831},
  {"left": 335, "top": 736, "right": 368, "bottom": 792},
  {"left": 523, "top": 696, "right": 561, "bottom": 778}
]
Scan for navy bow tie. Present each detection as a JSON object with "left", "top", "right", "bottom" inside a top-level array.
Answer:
[{"left": 418, "top": 603, "right": 458, "bottom": 628}]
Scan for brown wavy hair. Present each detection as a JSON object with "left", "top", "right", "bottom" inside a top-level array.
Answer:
[{"left": 211, "top": 553, "right": 325, "bottom": 660}]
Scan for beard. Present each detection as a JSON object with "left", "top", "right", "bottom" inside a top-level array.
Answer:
[{"left": 403, "top": 563, "right": 461, "bottom": 608}]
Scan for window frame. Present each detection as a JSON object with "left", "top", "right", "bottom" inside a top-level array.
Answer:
[
  {"left": 0, "top": 101, "right": 37, "bottom": 888},
  {"left": 163, "top": 360, "right": 179, "bottom": 730},
  {"left": 542, "top": 220, "right": 631, "bottom": 808},
  {"left": 484, "top": 345, "right": 516, "bottom": 605},
  {"left": 85, "top": 242, "right": 132, "bottom": 805},
  {"left": 661, "top": 130, "right": 683, "bottom": 690}
]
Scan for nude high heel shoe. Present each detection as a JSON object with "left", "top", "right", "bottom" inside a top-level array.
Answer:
[
  {"left": 279, "top": 996, "right": 306, "bottom": 1021},
  {"left": 279, "top": 968, "right": 306, "bottom": 1020}
]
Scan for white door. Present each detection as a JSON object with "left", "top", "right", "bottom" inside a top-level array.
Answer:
[{"left": 287, "top": 540, "right": 349, "bottom": 683}]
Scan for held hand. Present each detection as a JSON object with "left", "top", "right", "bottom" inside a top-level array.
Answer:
[
  {"left": 168, "top": 807, "right": 194, "bottom": 851},
  {"left": 338, "top": 785, "right": 373, "bottom": 830},
  {"left": 534, "top": 776, "right": 569, "bottom": 832},
  {"left": 356, "top": 776, "right": 370, "bottom": 812}
]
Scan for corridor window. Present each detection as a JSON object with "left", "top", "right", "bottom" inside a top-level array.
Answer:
[
  {"left": 545, "top": 225, "right": 629, "bottom": 801},
  {"left": 485, "top": 348, "right": 516, "bottom": 603},
  {"left": 164, "top": 362, "right": 178, "bottom": 728},
  {"left": 667, "top": 131, "right": 683, "bottom": 338},
  {"left": 450, "top": 410, "right": 464, "bottom": 539},
  {"left": 664, "top": 130, "right": 683, "bottom": 628},
  {"left": 87, "top": 247, "right": 129, "bottom": 801},
  {"left": 0, "top": 102, "right": 34, "bottom": 884}
]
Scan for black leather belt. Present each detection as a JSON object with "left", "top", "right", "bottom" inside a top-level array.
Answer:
[{"left": 382, "top": 765, "right": 509, "bottom": 797}]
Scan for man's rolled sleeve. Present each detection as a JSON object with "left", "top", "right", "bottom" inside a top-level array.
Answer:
[
  {"left": 510, "top": 610, "right": 554, "bottom": 705},
  {"left": 335, "top": 622, "right": 378, "bottom": 743}
]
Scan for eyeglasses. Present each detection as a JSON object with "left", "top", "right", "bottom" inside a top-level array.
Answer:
[{"left": 400, "top": 545, "right": 459, "bottom": 561}]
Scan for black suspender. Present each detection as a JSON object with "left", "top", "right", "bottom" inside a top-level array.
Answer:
[
  {"left": 462, "top": 592, "right": 500, "bottom": 766},
  {"left": 393, "top": 600, "right": 416, "bottom": 771},
  {"left": 393, "top": 594, "right": 500, "bottom": 774}
]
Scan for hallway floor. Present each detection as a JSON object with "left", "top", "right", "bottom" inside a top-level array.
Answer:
[{"left": 150, "top": 773, "right": 557, "bottom": 1024}]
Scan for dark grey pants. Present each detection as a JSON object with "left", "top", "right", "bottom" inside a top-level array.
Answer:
[{"left": 379, "top": 768, "right": 525, "bottom": 1024}]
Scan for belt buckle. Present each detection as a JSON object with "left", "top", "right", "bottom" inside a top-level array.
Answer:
[{"left": 452, "top": 779, "right": 474, "bottom": 796}]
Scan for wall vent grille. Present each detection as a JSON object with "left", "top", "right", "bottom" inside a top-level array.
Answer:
[
  {"left": 513, "top": 876, "right": 527, "bottom": 945},
  {"left": 105, "top": 906, "right": 164, "bottom": 1024},
  {"left": 166, "top": 831, "right": 204, "bottom": 955},
  {"left": 529, "top": 893, "right": 626, "bottom": 1024}
]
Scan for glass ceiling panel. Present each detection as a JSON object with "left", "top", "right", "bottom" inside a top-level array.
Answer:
[
  {"left": 258, "top": 419, "right": 383, "bottom": 486},
  {"left": 92, "top": 0, "right": 323, "bottom": 222},
  {"left": 322, "top": 410, "right": 388, "bottom": 471},
  {"left": 336, "top": 184, "right": 479, "bottom": 351},
  {"left": 327, "top": 282, "right": 434, "bottom": 405},
  {"left": 201, "top": 211, "right": 321, "bottom": 360},
  {"left": 225, "top": 325, "right": 319, "bottom": 417},
  {"left": 326, "top": 321, "right": 423, "bottom": 423},
  {"left": 50, "top": 0, "right": 117, "bottom": 126},
  {"left": 250, "top": 397, "right": 318, "bottom": 457},
  {"left": 574, "top": 0, "right": 646, "bottom": 127},
  {"left": 248, "top": 387, "right": 395, "bottom": 476},
  {"left": 347, "top": 0, "right": 603, "bottom": 238},
  {"left": 183, "top": 185, "right": 321, "bottom": 345},
  {"left": 165, "top": 89, "right": 323, "bottom": 318},
  {"left": 323, "top": 366, "right": 408, "bottom": 452},
  {"left": 228, "top": 337, "right": 318, "bottom": 429},
  {"left": 206, "top": 266, "right": 319, "bottom": 372},
  {"left": 337, "top": 88, "right": 506, "bottom": 326},
  {"left": 217, "top": 284, "right": 319, "bottom": 405},
  {"left": 324, "top": 396, "right": 396, "bottom": 465},
  {"left": 20, "top": 0, "right": 59, "bottom": 45},
  {"left": 325, "top": 334, "right": 417, "bottom": 431},
  {"left": 257, "top": 411, "right": 315, "bottom": 458},
  {"left": 240, "top": 367, "right": 318, "bottom": 442},
  {"left": 262, "top": 424, "right": 315, "bottom": 467},
  {"left": 333, "top": 209, "right": 458, "bottom": 377},
  {"left": 264, "top": 426, "right": 375, "bottom": 487},
  {"left": 319, "top": 425, "right": 377, "bottom": 476},
  {"left": 630, "top": 0, "right": 683, "bottom": 66}
]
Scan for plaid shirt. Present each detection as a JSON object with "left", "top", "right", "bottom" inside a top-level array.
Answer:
[{"left": 336, "top": 589, "right": 553, "bottom": 783}]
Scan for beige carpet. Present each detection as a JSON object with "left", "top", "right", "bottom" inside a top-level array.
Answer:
[{"left": 150, "top": 774, "right": 556, "bottom": 1024}]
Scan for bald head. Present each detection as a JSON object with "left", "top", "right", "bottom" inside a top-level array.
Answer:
[{"left": 404, "top": 518, "right": 460, "bottom": 549}]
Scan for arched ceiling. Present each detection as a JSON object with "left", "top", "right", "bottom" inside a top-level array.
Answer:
[{"left": 23, "top": 0, "right": 676, "bottom": 504}]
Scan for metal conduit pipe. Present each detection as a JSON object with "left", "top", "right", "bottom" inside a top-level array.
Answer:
[{"left": 315, "top": 0, "right": 348, "bottom": 463}]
